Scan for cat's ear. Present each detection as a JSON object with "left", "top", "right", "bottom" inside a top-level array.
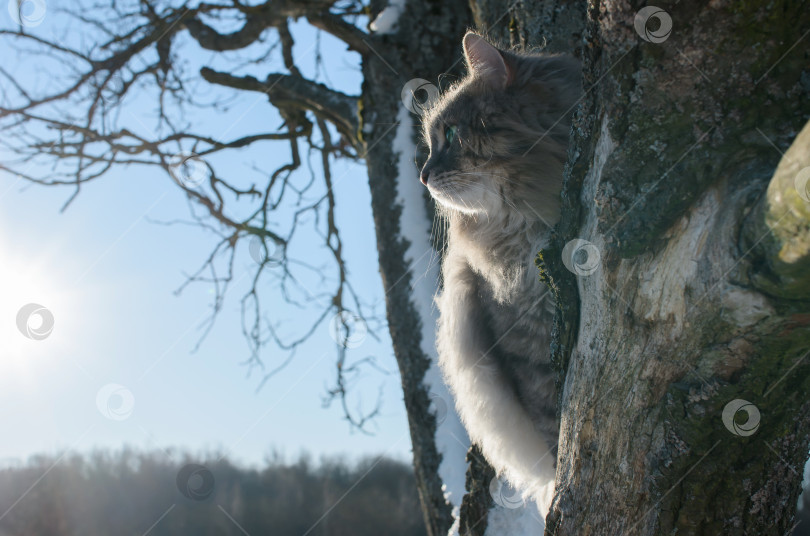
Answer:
[{"left": 463, "top": 32, "right": 513, "bottom": 89}]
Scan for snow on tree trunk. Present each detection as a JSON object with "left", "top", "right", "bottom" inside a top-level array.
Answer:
[
  {"left": 360, "top": 2, "right": 472, "bottom": 534},
  {"left": 391, "top": 105, "right": 471, "bottom": 520}
]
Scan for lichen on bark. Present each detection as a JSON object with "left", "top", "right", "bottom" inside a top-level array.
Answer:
[{"left": 539, "top": 0, "right": 810, "bottom": 534}]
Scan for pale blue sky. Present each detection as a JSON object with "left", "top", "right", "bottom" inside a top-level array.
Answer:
[{"left": 0, "top": 5, "right": 414, "bottom": 468}]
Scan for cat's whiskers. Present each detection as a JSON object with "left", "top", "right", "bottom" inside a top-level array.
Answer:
[
  {"left": 433, "top": 204, "right": 450, "bottom": 274},
  {"left": 448, "top": 176, "right": 521, "bottom": 214},
  {"left": 454, "top": 169, "right": 524, "bottom": 189},
  {"left": 447, "top": 182, "right": 478, "bottom": 214},
  {"left": 461, "top": 152, "right": 496, "bottom": 172},
  {"left": 428, "top": 207, "right": 441, "bottom": 274},
  {"left": 456, "top": 170, "right": 521, "bottom": 187},
  {"left": 453, "top": 174, "right": 531, "bottom": 215}
]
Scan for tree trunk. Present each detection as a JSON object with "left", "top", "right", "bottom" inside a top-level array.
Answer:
[
  {"left": 463, "top": 0, "right": 810, "bottom": 534},
  {"left": 363, "top": 0, "right": 809, "bottom": 534},
  {"left": 359, "top": 2, "right": 472, "bottom": 535}
]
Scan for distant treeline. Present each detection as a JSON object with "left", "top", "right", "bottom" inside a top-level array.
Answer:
[{"left": 0, "top": 449, "right": 427, "bottom": 536}]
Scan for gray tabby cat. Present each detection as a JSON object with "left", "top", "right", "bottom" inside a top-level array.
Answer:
[{"left": 420, "top": 32, "right": 581, "bottom": 513}]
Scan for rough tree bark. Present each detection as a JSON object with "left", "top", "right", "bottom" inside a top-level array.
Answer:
[
  {"left": 359, "top": 2, "right": 471, "bottom": 535},
  {"left": 547, "top": 0, "right": 810, "bottom": 534}
]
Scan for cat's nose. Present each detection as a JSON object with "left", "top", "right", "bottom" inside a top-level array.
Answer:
[{"left": 420, "top": 169, "right": 430, "bottom": 185}]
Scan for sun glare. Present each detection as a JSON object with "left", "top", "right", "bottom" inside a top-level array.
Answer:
[{"left": 0, "top": 234, "right": 77, "bottom": 380}]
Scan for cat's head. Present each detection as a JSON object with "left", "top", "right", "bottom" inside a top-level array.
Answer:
[{"left": 420, "top": 32, "right": 581, "bottom": 224}]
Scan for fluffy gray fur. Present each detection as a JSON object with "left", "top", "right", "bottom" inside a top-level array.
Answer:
[{"left": 420, "top": 32, "right": 581, "bottom": 514}]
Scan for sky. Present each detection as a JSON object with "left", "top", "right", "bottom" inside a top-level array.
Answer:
[{"left": 0, "top": 3, "right": 415, "bottom": 469}]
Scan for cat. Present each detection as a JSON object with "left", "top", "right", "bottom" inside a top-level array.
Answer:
[{"left": 420, "top": 32, "right": 582, "bottom": 516}]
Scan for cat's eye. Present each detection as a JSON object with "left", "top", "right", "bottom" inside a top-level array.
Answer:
[{"left": 445, "top": 125, "right": 458, "bottom": 145}]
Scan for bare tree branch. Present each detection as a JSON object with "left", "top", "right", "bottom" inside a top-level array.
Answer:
[
  {"left": 307, "top": 11, "right": 372, "bottom": 54},
  {"left": 199, "top": 67, "right": 360, "bottom": 149},
  {"left": 0, "top": 0, "right": 378, "bottom": 431}
]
